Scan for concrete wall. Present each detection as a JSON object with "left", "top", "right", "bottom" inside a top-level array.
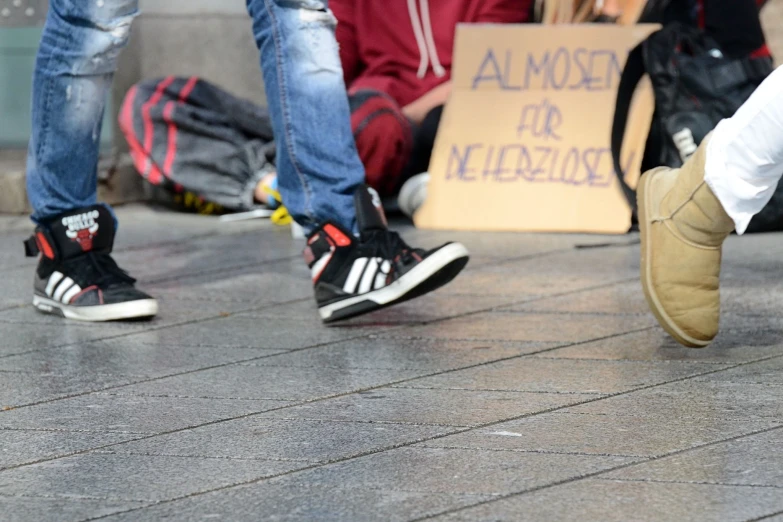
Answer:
[
  {"left": 107, "top": 0, "right": 269, "bottom": 209},
  {"left": 115, "top": 0, "right": 266, "bottom": 111}
]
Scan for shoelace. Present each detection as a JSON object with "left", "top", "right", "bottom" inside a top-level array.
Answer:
[
  {"left": 364, "top": 230, "right": 418, "bottom": 269},
  {"left": 62, "top": 252, "right": 136, "bottom": 289}
]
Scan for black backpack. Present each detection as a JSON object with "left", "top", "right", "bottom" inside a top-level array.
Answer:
[{"left": 611, "top": 22, "right": 776, "bottom": 232}]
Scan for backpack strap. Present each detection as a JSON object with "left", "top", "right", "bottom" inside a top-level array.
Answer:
[
  {"left": 611, "top": 41, "right": 647, "bottom": 213},
  {"left": 707, "top": 55, "right": 773, "bottom": 96},
  {"left": 742, "top": 55, "right": 774, "bottom": 82}
]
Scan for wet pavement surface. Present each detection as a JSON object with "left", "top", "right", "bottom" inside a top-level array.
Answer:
[{"left": 2, "top": 205, "right": 783, "bottom": 521}]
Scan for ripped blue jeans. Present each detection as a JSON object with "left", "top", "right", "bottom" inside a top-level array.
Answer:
[{"left": 26, "top": 0, "right": 364, "bottom": 233}]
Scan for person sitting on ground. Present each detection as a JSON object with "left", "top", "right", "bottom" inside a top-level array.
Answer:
[
  {"left": 254, "top": 0, "right": 533, "bottom": 210},
  {"left": 332, "top": 0, "right": 533, "bottom": 198}
]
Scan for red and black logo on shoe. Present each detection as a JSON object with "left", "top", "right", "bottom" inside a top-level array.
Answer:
[
  {"left": 62, "top": 210, "right": 100, "bottom": 251},
  {"left": 24, "top": 206, "right": 116, "bottom": 261}
]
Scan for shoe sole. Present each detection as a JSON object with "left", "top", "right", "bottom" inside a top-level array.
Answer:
[
  {"left": 319, "top": 242, "right": 470, "bottom": 323},
  {"left": 638, "top": 169, "right": 710, "bottom": 348},
  {"left": 33, "top": 295, "right": 159, "bottom": 322}
]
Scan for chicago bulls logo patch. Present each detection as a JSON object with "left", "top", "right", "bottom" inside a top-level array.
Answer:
[{"left": 62, "top": 210, "right": 100, "bottom": 251}]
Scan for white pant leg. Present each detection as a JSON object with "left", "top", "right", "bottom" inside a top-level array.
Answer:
[{"left": 705, "top": 64, "right": 783, "bottom": 234}]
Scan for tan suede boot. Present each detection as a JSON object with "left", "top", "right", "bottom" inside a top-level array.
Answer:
[{"left": 637, "top": 136, "right": 735, "bottom": 348}]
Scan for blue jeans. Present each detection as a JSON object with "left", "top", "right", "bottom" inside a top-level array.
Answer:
[{"left": 26, "top": 0, "right": 364, "bottom": 233}]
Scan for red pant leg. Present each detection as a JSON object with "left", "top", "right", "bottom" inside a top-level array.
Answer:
[{"left": 348, "top": 89, "right": 414, "bottom": 197}]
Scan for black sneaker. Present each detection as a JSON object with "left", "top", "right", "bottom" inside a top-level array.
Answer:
[
  {"left": 23, "top": 205, "right": 158, "bottom": 322},
  {"left": 304, "top": 185, "right": 469, "bottom": 323}
]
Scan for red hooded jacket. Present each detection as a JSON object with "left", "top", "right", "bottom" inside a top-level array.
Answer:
[{"left": 330, "top": 0, "right": 532, "bottom": 108}]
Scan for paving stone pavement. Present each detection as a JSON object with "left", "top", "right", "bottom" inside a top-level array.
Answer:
[{"left": 2, "top": 205, "right": 783, "bottom": 522}]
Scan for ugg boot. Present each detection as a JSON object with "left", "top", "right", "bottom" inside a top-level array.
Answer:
[{"left": 637, "top": 136, "right": 735, "bottom": 347}]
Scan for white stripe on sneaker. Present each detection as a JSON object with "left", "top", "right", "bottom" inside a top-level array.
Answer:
[
  {"left": 45, "top": 271, "right": 64, "bottom": 297},
  {"left": 61, "top": 284, "right": 83, "bottom": 304},
  {"left": 310, "top": 249, "right": 334, "bottom": 282},
  {"left": 53, "top": 277, "right": 75, "bottom": 302},
  {"left": 358, "top": 258, "right": 379, "bottom": 294},
  {"left": 343, "top": 257, "right": 368, "bottom": 294},
  {"left": 374, "top": 260, "right": 391, "bottom": 289},
  {"left": 374, "top": 272, "right": 387, "bottom": 290},
  {"left": 318, "top": 242, "right": 470, "bottom": 321}
]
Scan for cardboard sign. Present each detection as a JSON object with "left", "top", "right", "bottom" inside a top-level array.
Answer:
[{"left": 415, "top": 24, "right": 659, "bottom": 234}]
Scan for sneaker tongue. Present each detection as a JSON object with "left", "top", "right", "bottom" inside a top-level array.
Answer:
[{"left": 355, "top": 184, "right": 388, "bottom": 238}]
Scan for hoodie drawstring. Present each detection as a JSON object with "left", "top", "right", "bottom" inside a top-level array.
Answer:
[
  {"left": 419, "top": 0, "right": 447, "bottom": 78},
  {"left": 406, "top": 0, "right": 447, "bottom": 79},
  {"left": 407, "top": 0, "right": 431, "bottom": 79}
]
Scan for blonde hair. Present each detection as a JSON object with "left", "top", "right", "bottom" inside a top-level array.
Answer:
[
  {"left": 536, "top": 0, "right": 596, "bottom": 24},
  {"left": 536, "top": 0, "right": 646, "bottom": 24}
]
